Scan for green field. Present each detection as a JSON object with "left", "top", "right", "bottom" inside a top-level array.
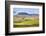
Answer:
[{"left": 13, "top": 16, "right": 39, "bottom": 28}]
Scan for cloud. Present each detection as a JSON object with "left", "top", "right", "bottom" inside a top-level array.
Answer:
[{"left": 13, "top": 8, "right": 39, "bottom": 15}]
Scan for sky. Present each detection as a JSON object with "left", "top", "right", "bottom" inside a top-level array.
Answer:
[{"left": 13, "top": 8, "right": 39, "bottom": 16}]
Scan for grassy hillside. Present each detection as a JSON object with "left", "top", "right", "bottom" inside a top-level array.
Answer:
[{"left": 13, "top": 16, "right": 39, "bottom": 28}]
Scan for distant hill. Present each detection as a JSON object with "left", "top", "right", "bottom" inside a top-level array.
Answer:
[
  {"left": 18, "top": 12, "right": 28, "bottom": 15},
  {"left": 17, "top": 12, "right": 39, "bottom": 16},
  {"left": 29, "top": 14, "right": 39, "bottom": 16}
]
